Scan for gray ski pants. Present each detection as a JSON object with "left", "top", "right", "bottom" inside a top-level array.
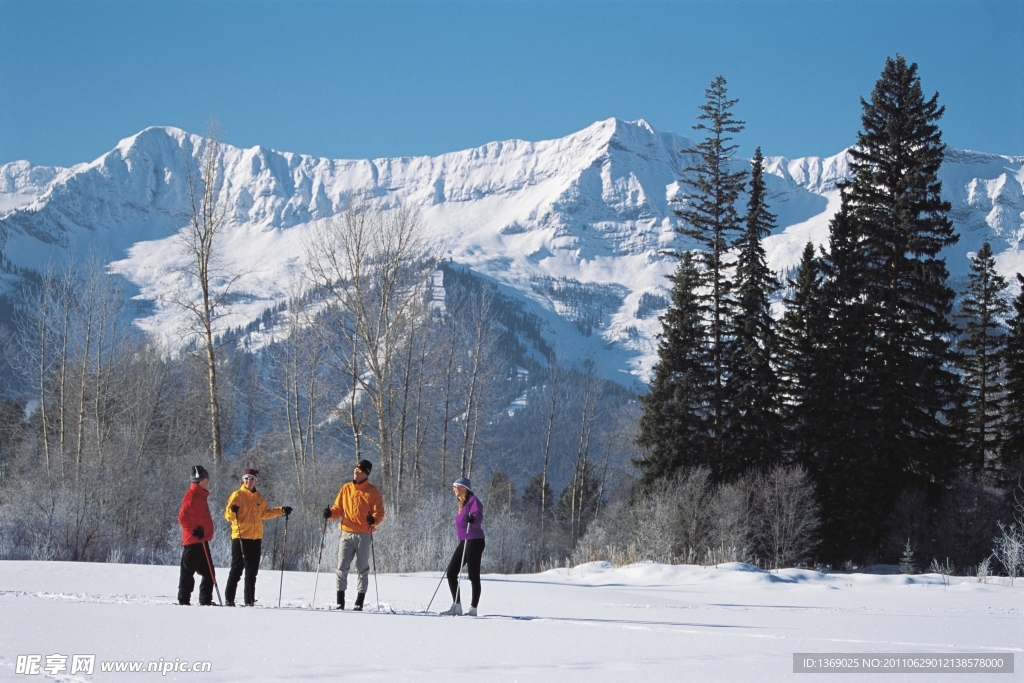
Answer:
[{"left": 335, "top": 531, "right": 371, "bottom": 594}]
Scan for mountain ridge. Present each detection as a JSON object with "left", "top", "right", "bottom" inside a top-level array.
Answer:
[{"left": 2, "top": 118, "right": 1022, "bottom": 385}]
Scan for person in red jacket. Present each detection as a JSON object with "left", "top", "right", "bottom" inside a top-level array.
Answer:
[{"left": 177, "top": 465, "right": 217, "bottom": 606}]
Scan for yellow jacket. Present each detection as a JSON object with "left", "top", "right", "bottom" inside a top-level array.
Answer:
[
  {"left": 224, "top": 486, "right": 284, "bottom": 540},
  {"left": 328, "top": 480, "right": 385, "bottom": 534}
]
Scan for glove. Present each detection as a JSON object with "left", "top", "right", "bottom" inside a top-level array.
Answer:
[
  {"left": 466, "top": 514, "right": 475, "bottom": 524},
  {"left": 193, "top": 526, "right": 205, "bottom": 540},
  {"left": 366, "top": 513, "right": 375, "bottom": 526},
  {"left": 230, "top": 505, "right": 239, "bottom": 514},
  {"left": 323, "top": 507, "right": 332, "bottom": 519},
  {"left": 283, "top": 506, "right": 293, "bottom": 516}
]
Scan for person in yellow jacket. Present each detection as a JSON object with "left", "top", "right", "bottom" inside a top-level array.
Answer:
[
  {"left": 223, "top": 468, "right": 291, "bottom": 606},
  {"left": 322, "top": 459, "right": 385, "bottom": 611}
]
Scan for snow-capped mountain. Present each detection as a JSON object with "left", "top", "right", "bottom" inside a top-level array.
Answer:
[{"left": 1, "top": 119, "right": 1022, "bottom": 386}]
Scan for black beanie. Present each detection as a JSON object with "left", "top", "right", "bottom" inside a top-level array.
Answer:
[
  {"left": 356, "top": 459, "right": 372, "bottom": 475},
  {"left": 190, "top": 465, "right": 210, "bottom": 483}
]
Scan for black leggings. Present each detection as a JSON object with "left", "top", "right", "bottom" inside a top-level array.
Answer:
[
  {"left": 446, "top": 538, "right": 485, "bottom": 608},
  {"left": 225, "top": 538, "right": 262, "bottom": 605}
]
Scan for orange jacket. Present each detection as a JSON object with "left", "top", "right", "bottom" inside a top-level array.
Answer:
[
  {"left": 328, "top": 480, "right": 385, "bottom": 533},
  {"left": 224, "top": 486, "right": 283, "bottom": 540}
]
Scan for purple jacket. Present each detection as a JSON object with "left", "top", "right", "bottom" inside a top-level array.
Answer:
[{"left": 456, "top": 494, "right": 485, "bottom": 541}]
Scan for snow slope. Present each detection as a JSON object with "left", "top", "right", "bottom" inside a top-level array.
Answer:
[
  {"left": 1, "top": 121, "right": 1022, "bottom": 384},
  {"left": 0, "top": 560, "right": 1020, "bottom": 682}
]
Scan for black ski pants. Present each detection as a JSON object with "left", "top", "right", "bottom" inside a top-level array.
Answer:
[
  {"left": 225, "top": 538, "right": 262, "bottom": 606},
  {"left": 178, "top": 542, "right": 215, "bottom": 605},
  {"left": 446, "top": 538, "right": 485, "bottom": 608}
]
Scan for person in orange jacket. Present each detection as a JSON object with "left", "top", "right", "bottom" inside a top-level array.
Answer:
[
  {"left": 323, "top": 459, "right": 384, "bottom": 610},
  {"left": 177, "top": 465, "right": 216, "bottom": 606},
  {"left": 223, "top": 468, "right": 291, "bottom": 607}
]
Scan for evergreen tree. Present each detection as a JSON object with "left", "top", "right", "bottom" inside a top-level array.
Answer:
[
  {"left": 636, "top": 253, "right": 713, "bottom": 488},
  {"left": 814, "top": 55, "right": 962, "bottom": 561},
  {"left": 808, "top": 207, "right": 879, "bottom": 561},
  {"left": 674, "top": 75, "right": 747, "bottom": 462},
  {"left": 521, "top": 472, "right": 555, "bottom": 517},
  {"left": 553, "top": 458, "right": 601, "bottom": 545},
  {"left": 778, "top": 242, "right": 826, "bottom": 464},
  {"left": 955, "top": 242, "right": 1009, "bottom": 475},
  {"left": 1000, "top": 274, "right": 1024, "bottom": 482},
  {"left": 722, "top": 148, "right": 782, "bottom": 477}
]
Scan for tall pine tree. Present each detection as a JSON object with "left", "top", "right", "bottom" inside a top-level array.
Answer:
[
  {"left": 814, "top": 56, "right": 962, "bottom": 562},
  {"left": 1000, "top": 274, "right": 1024, "bottom": 483},
  {"left": 810, "top": 206, "right": 879, "bottom": 561},
  {"left": 673, "top": 75, "right": 747, "bottom": 469},
  {"left": 955, "top": 242, "right": 1009, "bottom": 475},
  {"left": 636, "top": 253, "right": 713, "bottom": 488},
  {"left": 722, "top": 148, "right": 782, "bottom": 477},
  {"left": 778, "top": 242, "right": 827, "bottom": 465}
]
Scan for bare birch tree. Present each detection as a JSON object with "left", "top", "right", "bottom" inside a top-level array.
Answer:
[
  {"left": 458, "top": 288, "right": 502, "bottom": 480},
  {"left": 175, "top": 122, "right": 236, "bottom": 466},
  {"left": 305, "top": 200, "right": 436, "bottom": 500}
]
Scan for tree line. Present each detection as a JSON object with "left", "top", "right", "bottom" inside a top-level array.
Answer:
[{"left": 636, "top": 56, "right": 1024, "bottom": 570}]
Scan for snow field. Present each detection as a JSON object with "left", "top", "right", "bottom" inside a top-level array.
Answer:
[{"left": 0, "top": 560, "right": 1021, "bottom": 682}]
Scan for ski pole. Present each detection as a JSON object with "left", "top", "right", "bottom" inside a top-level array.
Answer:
[
  {"left": 424, "top": 570, "right": 447, "bottom": 613},
  {"left": 311, "top": 516, "right": 328, "bottom": 609},
  {"left": 424, "top": 539, "right": 458, "bottom": 613},
  {"left": 278, "top": 510, "right": 290, "bottom": 608},
  {"left": 200, "top": 539, "right": 223, "bottom": 606},
  {"left": 370, "top": 529, "right": 380, "bottom": 612},
  {"left": 453, "top": 520, "right": 470, "bottom": 614}
]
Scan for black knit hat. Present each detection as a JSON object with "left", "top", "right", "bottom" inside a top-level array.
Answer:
[
  {"left": 356, "top": 459, "right": 372, "bottom": 475},
  {"left": 190, "top": 465, "right": 210, "bottom": 483}
]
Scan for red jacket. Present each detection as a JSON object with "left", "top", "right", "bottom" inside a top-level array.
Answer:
[{"left": 179, "top": 482, "right": 214, "bottom": 546}]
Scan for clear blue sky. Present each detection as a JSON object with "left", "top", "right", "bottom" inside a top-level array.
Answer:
[{"left": 1, "top": 0, "right": 1021, "bottom": 168}]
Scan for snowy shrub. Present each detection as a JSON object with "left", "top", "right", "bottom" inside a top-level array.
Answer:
[
  {"left": 572, "top": 500, "right": 636, "bottom": 566},
  {"left": 702, "top": 544, "right": 744, "bottom": 566},
  {"left": 570, "top": 466, "right": 787, "bottom": 568},
  {"left": 976, "top": 556, "right": 991, "bottom": 583},
  {"left": 928, "top": 558, "right": 953, "bottom": 586},
  {"left": 633, "top": 486, "right": 684, "bottom": 562},
  {"left": 0, "top": 478, "right": 104, "bottom": 561},
  {"left": 749, "top": 465, "right": 821, "bottom": 570},
  {"left": 483, "top": 507, "right": 531, "bottom": 574},
  {"left": 674, "top": 467, "right": 716, "bottom": 553},
  {"left": 992, "top": 522, "right": 1024, "bottom": 585},
  {"left": 570, "top": 523, "right": 613, "bottom": 565},
  {"left": 708, "top": 479, "right": 751, "bottom": 560},
  {"left": 371, "top": 492, "right": 454, "bottom": 573}
]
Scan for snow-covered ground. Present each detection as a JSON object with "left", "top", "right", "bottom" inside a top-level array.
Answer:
[{"left": 0, "top": 560, "right": 1020, "bottom": 682}]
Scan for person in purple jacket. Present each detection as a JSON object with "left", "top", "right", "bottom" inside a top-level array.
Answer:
[{"left": 440, "top": 477, "right": 486, "bottom": 616}]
